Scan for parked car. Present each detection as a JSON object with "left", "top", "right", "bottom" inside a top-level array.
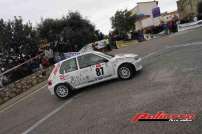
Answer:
[{"left": 48, "top": 51, "right": 143, "bottom": 99}]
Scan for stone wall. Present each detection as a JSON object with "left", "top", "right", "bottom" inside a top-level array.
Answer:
[{"left": 0, "top": 67, "right": 53, "bottom": 105}]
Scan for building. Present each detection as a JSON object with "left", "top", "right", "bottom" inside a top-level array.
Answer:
[
  {"left": 177, "top": 0, "right": 202, "bottom": 21},
  {"left": 160, "top": 11, "right": 179, "bottom": 23},
  {"left": 130, "top": 1, "right": 161, "bottom": 31}
]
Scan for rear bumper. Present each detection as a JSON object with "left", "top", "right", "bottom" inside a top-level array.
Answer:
[{"left": 48, "top": 86, "right": 55, "bottom": 95}]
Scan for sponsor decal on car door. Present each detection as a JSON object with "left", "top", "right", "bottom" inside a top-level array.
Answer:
[{"left": 92, "top": 61, "right": 115, "bottom": 82}]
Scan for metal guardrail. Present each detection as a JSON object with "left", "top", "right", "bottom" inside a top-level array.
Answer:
[
  {"left": 0, "top": 53, "right": 44, "bottom": 77},
  {"left": 178, "top": 20, "right": 202, "bottom": 32}
]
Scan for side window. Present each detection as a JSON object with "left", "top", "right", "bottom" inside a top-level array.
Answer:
[
  {"left": 78, "top": 54, "right": 107, "bottom": 69},
  {"left": 59, "top": 58, "right": 78, "bottom": 74}
]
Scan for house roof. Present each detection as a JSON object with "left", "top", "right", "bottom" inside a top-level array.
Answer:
[{"left": 137, "top": 0, "right": 158, "bottom": 5}]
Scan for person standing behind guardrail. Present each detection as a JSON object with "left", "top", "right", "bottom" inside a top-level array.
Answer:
[
  {"left": 0, "top": 70, "right": 8, "bottom": 88},
  {"left": 41, "top": 56, "right": 49, "bottom": 68},
  {"left": 163, "top": 22, "right": 169, "bottom": 35},
  {"left": 44, "top": 47, "right": 54, "bottom": 65}
]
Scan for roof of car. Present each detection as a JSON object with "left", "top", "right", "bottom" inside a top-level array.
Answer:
[{"left": 57, "top": 51, "right": 100, "bottom": 65}]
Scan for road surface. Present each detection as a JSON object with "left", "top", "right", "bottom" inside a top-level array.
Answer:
[{"left": 0, "top": 28, "right": 202, "bottom": 134}]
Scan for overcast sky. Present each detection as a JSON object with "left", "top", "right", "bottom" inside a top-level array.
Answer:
[{"left": 0, "top": 0, "right": 177, "bottom": 34}]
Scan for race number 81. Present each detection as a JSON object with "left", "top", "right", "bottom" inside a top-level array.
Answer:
[{"left": 96, "top": 67, "right": 104, "bottom": 76}]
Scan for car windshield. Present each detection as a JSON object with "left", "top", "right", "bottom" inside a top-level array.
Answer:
[{"left": 102, "top": 53, "right": 115, "bottom": 59}]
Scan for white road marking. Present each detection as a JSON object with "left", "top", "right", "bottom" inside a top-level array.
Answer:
[
  {"left": 142, "top": 41, "right": 202, "bottom": 60},
  {"left": 0, "top": 84, "right": 47, "bottom": 113},
  {"left": 21, "top": 98, "right": 73, "bottom": 134},
  {"left": 142, "top": 51, "right": 161, "bottom": 59}
]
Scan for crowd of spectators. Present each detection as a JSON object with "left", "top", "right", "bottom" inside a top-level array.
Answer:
[
  {"left": 0, "top": 47, "right": 55, "bottom": 88},
  {"left": 109, "top": 19, "right": 178, "bottom": 46}
]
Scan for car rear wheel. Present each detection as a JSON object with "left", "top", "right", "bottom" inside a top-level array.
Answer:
[
  {"left": 55, "top": 84, "right": 71, "bottom": 99},
  {"left": 118, "top": 64, "right": 134, "bottom": 80}
]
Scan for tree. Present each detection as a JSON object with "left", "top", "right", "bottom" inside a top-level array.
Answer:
[
  {"left": 0, "top": 17, "right": 39, "bottom": 83},
  {"left": 0, "top": 19, "right": 7, "bottom": 50},
  {"left": 38, "top": 11, "right": 98, "bottom": 52},
  {"left": 38, "top": 18, "right": 63, "bottom": 43},
  {"left": 62, "top": 12, "right": 97, "bottom": 51},
  {"left": 10, "top": 17, "right": 38, "bottom": 55},
  {"left": 0, "top": 17, "right": 38, "bottom": 56},
  {"left": 111, "top": 9, "right": 137, "bottom": 36},
  {"left": 198, "top": 1, "right": 202, "bottom": 19}
]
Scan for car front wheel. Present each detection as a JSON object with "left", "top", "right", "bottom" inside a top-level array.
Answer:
[
  {"left": 55, "top": 84, "right": 71, "bottom": 99},
  {"left": 118, "top": 64, "right": 134, "bottom": 80}
]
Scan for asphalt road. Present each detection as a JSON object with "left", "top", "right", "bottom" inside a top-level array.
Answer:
[{"left": 0, "top": 28, "right": 202, "bottom": 134}]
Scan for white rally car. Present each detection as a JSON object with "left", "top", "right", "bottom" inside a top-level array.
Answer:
[{"left": 48, "top": 51, "right": 142, "bottom": 99}]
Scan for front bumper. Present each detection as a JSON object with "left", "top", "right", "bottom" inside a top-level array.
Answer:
[{"left": 134, "top": 58, "right": 143, "bottom": 71}]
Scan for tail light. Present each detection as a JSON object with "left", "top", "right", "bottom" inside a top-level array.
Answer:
[
  {"left": 48, "top": 80, "right": 52, "bottom": 86},
  {"left": 53, "top": 64, "right": 60, "bottom": 75}
]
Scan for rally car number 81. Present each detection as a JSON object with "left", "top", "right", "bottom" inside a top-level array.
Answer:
[{"left": 48, "top": 51, "right": 143, "bottom": 99}]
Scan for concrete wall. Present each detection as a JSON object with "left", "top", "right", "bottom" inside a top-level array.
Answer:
[
  {"left": 130, "top": 1, "right": 161, "bottom": 30},
  {"left": 141, "top": 17, "right": 154, "bottom": 29},
  {"left": 137, "top": 1, "right": 158, "bottom": 17}
]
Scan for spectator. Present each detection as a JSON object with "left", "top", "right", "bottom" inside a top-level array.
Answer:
[
  {"left": 44, "top": 47, "right": 54, "bottom": 65},
  {"left": 30, "top": 59, "right": 40, "bottom": 72},
  {"left": 41, "top": 56, "right": 49, "bottom": 68},
  {"left": 0, "top": 74, "right": 9, "bottom": 88},
  {"left": 138, "top": 29, "right": 145, "bottom": 42},
  {"left": 163, "top": 22, "right": 169, "bottom": 35},
  {"left": 168, "top": 21, "right": 173, "bottom": 33}
]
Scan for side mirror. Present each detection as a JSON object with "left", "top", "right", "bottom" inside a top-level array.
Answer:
[{"left": 103, "top": 59, "right": 109, "bottom": 63}]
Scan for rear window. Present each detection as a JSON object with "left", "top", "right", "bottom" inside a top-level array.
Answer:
[{"left": 59, "top": 58, "right": 78, "bottom": 74}]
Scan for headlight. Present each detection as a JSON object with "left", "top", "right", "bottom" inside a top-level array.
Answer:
[{"left": 134, "top": 56, "right": 139, "bottom": 60}]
